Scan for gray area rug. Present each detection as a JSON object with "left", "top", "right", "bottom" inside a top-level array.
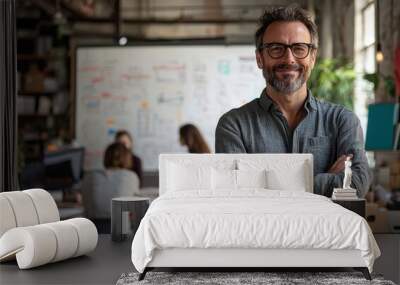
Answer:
[{"left": 116, "top": 271, "right": 396, "bottom": 285}]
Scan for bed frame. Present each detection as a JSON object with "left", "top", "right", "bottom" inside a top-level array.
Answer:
[
  {"left": 139, "top": 248, "right": 370, "bottom": 280},
  {"left": 138, "top": 154, "right": 371, "bottom": 281}
]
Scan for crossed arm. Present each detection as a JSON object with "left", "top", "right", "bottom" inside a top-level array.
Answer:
[
  {"left": 215, "top": 113, "right": 371, "bottom": 198},
  {"left": 314, "top": 115, "right": 371, "bottom": 197}
]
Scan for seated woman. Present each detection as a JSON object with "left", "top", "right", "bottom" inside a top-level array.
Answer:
[
  {"left": 115, "top": 130, "right": 143, "bottom": 187},
  {"left": 82, "top": 142, "right": 139, "bottom": 232},
  {"left": 179, "top": 123, "right": 211, "bottom": 153}
]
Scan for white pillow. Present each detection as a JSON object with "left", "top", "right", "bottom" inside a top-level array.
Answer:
[
  {"left": 211, "top": 168, "right": 236, "bottom": 190},
  {"left": 237, "top": 158, "right": 309, "bottom": 192},
  {"left": 211, "top": 169, "right": 268, "bottom": 191},
  {"left": 167, "top": 162, "right": 211, "bottom": 191},
  {"left": 266, "top": 168, "right": 307, "bottom": 191},
  {"left": 236, "top": 169, "right": 267, "bottom": 189}
]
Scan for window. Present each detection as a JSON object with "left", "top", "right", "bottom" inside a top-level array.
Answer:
[
  {"left": 362, "top": 3, "right": 376, "bottom": 74},
  {"left": 354, "top": 0, "right": 376, "bottom": 165}
]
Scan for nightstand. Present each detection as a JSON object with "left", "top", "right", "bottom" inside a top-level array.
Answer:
[{"left": 331, "top": 198, "right": 366, "bottom": 217}]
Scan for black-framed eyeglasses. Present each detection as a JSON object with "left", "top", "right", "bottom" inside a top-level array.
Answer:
[{"left": 258, "top": 43, "right": 316, "bottom": 59}]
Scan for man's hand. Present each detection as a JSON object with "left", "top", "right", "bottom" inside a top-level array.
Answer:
[{"left": 328, "top": 154, "right": 353, "bottom": 174}]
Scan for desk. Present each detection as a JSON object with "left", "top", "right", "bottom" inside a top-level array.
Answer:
[{"left": 0, "top": 235, "right": 133, "bottom": 285}]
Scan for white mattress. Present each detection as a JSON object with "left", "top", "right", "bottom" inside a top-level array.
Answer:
[{"left": 131, "top": 190, "right": 380, "bottom": 273}]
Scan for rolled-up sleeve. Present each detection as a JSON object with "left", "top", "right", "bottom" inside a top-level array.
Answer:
[
  {"left": 314, "top": 110, "right": 371, "bottom": 197},
  {"left": 215, "top": 112, "right": 246, "bottom": 153}
]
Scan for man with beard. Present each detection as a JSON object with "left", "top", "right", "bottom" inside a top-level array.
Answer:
[{"left": 215, "top": 6, "right": 370, "bottom": 198}]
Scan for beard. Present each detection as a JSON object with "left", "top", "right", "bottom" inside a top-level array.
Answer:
[{"left": 263, "top": 63, "right": 308, "bottom": 94}]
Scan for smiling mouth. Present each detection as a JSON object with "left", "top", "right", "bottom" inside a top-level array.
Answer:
[
  {"left": 276, "top": 69, "right": 298, "bottom": 73},
  {"left": 275, "top": 69, "right": 299, "bottom": 78},
  {"left": 273, "top": 64, "right": 302, "bottom": 73}
]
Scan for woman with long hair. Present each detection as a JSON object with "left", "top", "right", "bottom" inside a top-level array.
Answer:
[
  {"left": 179, "top": 124, "right": 211, "bottom": 153},
  {"left": 82, "top": 142, "right": 139, "bottom": 233},
  {"left": 114, "top": 130, "right": 143, "bottom": 187},
  {"left": 103, "top": 142, "right": 133, "bottom": 170}
]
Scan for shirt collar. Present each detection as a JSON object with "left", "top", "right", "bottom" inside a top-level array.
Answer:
[
  {"left": 259, "top": 88, "right": 274, "bottom": 111},
  {"left": 259, "top": 88, "right": 317, "bottom": 112},
  {"left": 305, "top": 89, "right": 318, "bottom": 111}
]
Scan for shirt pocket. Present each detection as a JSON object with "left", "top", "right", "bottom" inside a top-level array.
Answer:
[{"left": 306, "top": 135, "right": 334, "bottom": 174}]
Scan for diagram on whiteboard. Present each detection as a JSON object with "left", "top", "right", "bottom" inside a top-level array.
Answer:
[{"left": 76, "top": 45, "right": 265, "bottom": 171}]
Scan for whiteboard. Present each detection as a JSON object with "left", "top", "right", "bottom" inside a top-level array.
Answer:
[{"left": 76, "top": 45, "right": 265, "bottom": 171}]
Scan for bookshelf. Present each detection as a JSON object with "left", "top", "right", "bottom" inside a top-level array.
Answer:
[{"left": 16, "top": 6, "right": 70, "bottom": 165}]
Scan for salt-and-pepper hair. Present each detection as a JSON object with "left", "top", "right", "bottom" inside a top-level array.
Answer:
[{"left": 255, "top": 5, "right": 319, "bottom": 51}]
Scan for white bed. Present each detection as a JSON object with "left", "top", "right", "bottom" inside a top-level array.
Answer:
[{"left": 131, "top": 154, "right": 380, "bottom": 280}]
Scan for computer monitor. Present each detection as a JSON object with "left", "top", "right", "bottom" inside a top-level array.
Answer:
[{"left": 43, "top": 147, "right": 85, "bottom": 191}]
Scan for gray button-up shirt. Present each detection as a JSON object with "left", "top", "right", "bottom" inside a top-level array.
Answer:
[{"left": 215, "top": 89, "right": 371, "bottom": 197}]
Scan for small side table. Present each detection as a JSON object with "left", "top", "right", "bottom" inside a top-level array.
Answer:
[
  {"left": 332, "top": 198, "right": 366, "bottom": 217},
  {"left": 111, "top": 197, "right": 150, "bottom": 242}
]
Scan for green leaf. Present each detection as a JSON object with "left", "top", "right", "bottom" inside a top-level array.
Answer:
[{"left": 308, "top": 58, "right": 355, "bottom": 110}]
